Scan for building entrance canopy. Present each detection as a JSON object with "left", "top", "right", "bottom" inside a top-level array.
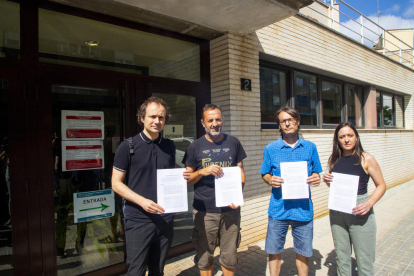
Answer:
[{"left": 50, "top": 0, "right": 313, "bottom": 39}]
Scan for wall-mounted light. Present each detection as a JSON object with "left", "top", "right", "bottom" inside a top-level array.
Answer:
[{"left": 84, "top": 41, "right": 100, "bottom": 46}]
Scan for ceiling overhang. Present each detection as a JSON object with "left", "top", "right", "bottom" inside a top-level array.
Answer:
[{"left": 50, "top": 0, "right": 313, "bottom": 40}]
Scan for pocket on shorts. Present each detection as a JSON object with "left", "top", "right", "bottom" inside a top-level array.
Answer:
[{"left": 236, "top": 228, "right": 242, "bottom": 248}]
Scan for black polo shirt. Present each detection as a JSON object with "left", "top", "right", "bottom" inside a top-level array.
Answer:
[{"left": 113, "top": 132, "right": 175, "bottom": 222}]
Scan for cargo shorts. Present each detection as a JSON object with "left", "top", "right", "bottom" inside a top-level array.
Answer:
[{"left": 192, "top": 209, "right": 241, "bottom": 269}]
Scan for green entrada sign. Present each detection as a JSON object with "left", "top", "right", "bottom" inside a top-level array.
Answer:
[
  {"left": 80, "top": 203, "right": 109, "bottom": 212},
  {"left": 73, "top": 190, "right": 115, "bottom": 223}
]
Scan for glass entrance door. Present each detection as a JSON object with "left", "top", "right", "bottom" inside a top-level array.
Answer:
[
  {"left": 36, "top": 65, "right": 134, "bottom": 275},
  {"left": 154, "top": 93, "right": 197, "bottom": 248},
  {"left": 37, "top": 62, "right": 205, "bottom": 274},
  {"left": 52, "top": 85, "right": 126, "bottom": 275}
]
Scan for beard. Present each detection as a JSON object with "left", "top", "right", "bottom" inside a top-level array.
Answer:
[{"left": 204, "top": 126, "right": 221, "bottom": 137}]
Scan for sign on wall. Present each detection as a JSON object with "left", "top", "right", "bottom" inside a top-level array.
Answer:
[
  {"left": 61, "top": 110, "right": 104, "bottom": 140},
  {"left": 163, "top": 125, "right": 184, "bottom": 142},
  {"left": 73, "top": 190, "right": 115, "bottom": 223},
  {"left": 61, "top": 140, "right": 104, "bottom": 171},
  {"left": 241, "top": 78, "right": 252, "bottom": 91}
]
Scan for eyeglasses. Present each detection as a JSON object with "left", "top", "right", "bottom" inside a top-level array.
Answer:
[{"left": 279, "top": 118, "right": 296, "bottom": 125}]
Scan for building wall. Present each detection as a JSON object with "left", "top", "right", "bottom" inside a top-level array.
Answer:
[
  {"left": 255, "top": 15, "right": 414, "bottom": 96},
  {"left": 299, "top": 1, "right": 340, "bottom": 32},
  {"left": 210, "top": 15, "right": 414, "bottom": 247},
  {"left": 299, "top": 1, "right": 330, "bottom": 27},
  {"left": 385, "top": 29, "right": 414, "bottom": 51}
]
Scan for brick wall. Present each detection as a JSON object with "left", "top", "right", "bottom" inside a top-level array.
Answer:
[
  {"left": 255, "top": 15, "right": 414, "bottom": 97},
  {"left": 210, "top": 31, "right": 414, "bottom": 247}
]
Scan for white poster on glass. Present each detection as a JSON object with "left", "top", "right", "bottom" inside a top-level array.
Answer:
[
  {"left": 61, "top": 110, "right": 104, "bottom": 140},
  {"left": 61, "top": 140, "right": 104, "bottom": 171}
]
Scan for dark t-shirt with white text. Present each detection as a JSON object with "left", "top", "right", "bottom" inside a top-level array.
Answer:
[{"left": 185, "top": 134, "right": 247, "bottom": 213}]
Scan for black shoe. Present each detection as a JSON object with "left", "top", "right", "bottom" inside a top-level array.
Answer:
[{"left": 57, "top": 248, "right": 65, "bottom": 258}]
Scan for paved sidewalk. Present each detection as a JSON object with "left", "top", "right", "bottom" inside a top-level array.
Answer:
[{"left": 163, "top": 179, "right": 414, "bottom": 275}]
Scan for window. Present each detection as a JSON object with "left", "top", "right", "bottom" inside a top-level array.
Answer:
[
  {"left": 260, "top": 66, "right": 288, "bottom": 128},
  {"left": 39, "top": 9, "right": 201, "bottom": 81},
  {"left": 395, "top": 96, "right": 404, "bottom": 128},
  {"left": 322, "top": 80, "right": 342, "bottom": 126},
  {"left": 376, "top": 91, "right": 404, "bottom": 128},
  {"left": 347, "top": 84, "right": 363, "bottom": 127},
  {"left": 0, "top": 0, "right": 20, "bottom": 59},
  {"left": 383, "top": 94, "right": 393, "bottom": 126},
  {"left": 294, "top": 72, "right": 318, "bottom": 126},
  {"left": 259, "top": 61, "right": 366, "bottom": 129},
  {"left": 376, "top": 92, "right": 382, "bottom": 127}
]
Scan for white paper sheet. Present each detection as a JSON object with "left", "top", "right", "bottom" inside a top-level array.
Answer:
[
  {"left": 328, "top": 172, "right": 359, "bottom": 214},
  {"left": 215, "top": 166, "right": 244, "bottom": 207},
  {"left": 280, "top": 161, "right": 309, "bottom": 199},
  {"left": 157, "top": 168, "right": 188, "bottom": 213}
]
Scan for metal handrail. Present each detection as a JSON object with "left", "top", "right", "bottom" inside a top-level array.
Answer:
[{"left": 300, "top": 0, "right": 414, "bottom": 68}]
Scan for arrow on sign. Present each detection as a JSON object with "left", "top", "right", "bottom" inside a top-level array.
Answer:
[{"left": 80, "top": 203, "right": 109, "bottom": 212}]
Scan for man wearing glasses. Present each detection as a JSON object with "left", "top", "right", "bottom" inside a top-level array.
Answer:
[{"left": 260, "top": 106, "right": 322, "bottom": 276}]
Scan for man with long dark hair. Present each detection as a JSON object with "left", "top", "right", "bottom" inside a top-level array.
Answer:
[{"left": 260, "top": 106, "right": 322, "bottom": 276}]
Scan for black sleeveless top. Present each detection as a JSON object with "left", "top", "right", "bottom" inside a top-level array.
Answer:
[{"left": 332, "top": 154, "right": 370, "bottom": 195}]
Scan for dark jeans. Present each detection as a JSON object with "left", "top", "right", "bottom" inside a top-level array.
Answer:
[{"left": 125, "top": 218, "right": 174, "bottom": 276}]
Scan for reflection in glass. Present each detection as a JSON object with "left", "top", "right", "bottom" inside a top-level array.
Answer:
[
  {"left": 376, "top": 92, "right": 382, "bottom": 127},
  {"left": 294, "top": 72, "right": 318, "bottom": 125},
  {"left": 154, "top": 93, "right": 196, "bottom": 247},
  {"left": 52, "top": 86, "right": 125, "bottom": 275},
  {"left": 0, "top": 0, "right": 20, "bottom": 59},
  {"left": 322, "top": 81, "right": 342, "bottom": 125},
  {"left": 383, "top": 94, "right": 393, "bottom": 126},
  {"left": 39, "top": 9, "right": 200, "bottom": 81},
  {"left": 0, "top": 80, "right": 12, "bottom": 275},
  {"left": 260, "top": 67, "right": 287, "bottom": 125},
  {"left": 347, "top": 85, "right": 363, "bottom": 127}
]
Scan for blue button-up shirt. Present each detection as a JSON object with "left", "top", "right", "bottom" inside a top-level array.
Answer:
[{"left": 260, "top": 137, "right": 323, "bottom": 221}]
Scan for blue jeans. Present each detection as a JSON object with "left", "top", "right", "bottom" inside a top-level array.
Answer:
[{"left": 265, "top": 217, "right": 313, "bottom": 257}]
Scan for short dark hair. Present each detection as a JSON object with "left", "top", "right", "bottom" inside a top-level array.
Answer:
[
  {"left": 202, "top": 104, "right": 223, "bottom": 120},
  {"left": 137, "top": 96, "right": 170, "bottom": 126},
  {"left": 275, "top": 106, "right": 301, "bottom": 132}
]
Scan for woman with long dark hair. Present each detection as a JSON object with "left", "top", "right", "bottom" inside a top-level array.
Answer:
[{"left": 323, "top": 122, "right": 386, "bottom": 276}]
